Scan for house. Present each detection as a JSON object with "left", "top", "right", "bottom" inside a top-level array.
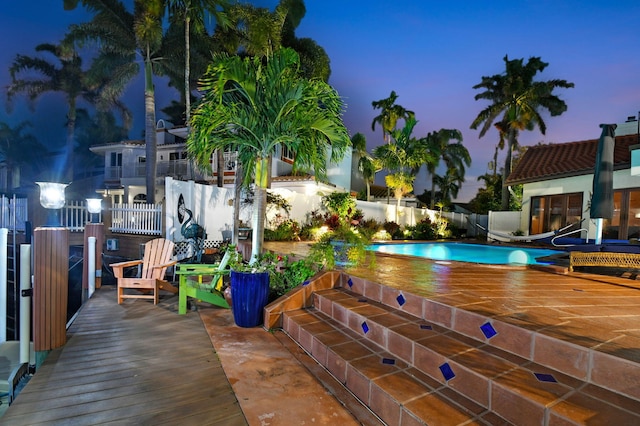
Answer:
[
  {"left": 506, "top": 117, "right": 640, "bottom": 241},
  {"left": 90, "top": 120, "right": 354, "bottom": 204}
]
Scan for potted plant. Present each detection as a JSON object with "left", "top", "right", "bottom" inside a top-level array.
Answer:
[
  {"left": 309, "top": 192, "right": 374, "bottom": 269},
  {"left": 227, "top": 250, "right": 272, "bottom": 327},
  {"left": 226, "top": 249, "right": 323, "bottom": 327}
]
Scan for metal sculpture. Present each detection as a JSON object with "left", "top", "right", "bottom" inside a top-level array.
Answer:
[{"left": 179, "top": 204, "right": 206, "bottom": 262}]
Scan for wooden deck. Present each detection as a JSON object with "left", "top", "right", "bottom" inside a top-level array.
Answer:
[{"left": 2, "top": 287, "right": 247, "bottom": 425}]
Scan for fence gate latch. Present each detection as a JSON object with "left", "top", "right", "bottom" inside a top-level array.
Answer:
[{"left": 21, "top": 288, "right": 33, "bottom": 297}]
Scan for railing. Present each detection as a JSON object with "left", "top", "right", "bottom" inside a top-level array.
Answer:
[
  {"left": 61, "top": 200, "right": 103, "bottom": 232},
  {"left": 110, "top": 203, "right": 163, "bottom": 235},
  {"left": 0, "top": 195, "right": 28, "bottom": 232}
]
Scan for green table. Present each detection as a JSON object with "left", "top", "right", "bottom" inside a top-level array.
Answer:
[{"left": 175, "top": 263, "right": 230, "bottom": 314}]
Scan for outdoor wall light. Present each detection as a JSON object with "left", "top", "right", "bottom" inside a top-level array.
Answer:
[
  {"left": 86, "top": 198, "right": 102, "bottom": 223},
  {"left": 36, "top": 181, "right": 68, "bottom": 227}
]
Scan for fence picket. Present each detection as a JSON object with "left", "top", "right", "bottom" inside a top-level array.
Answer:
[{"left": 108, "top": 203, "right": 162, "bottom": 236}]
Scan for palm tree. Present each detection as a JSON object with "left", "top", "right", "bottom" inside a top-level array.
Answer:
[
  {"left": 371, "top": 90, "right": 414, "bottom": 144},
  {"left": 351, "top": 132, "right": 377, "bottom": 201},
  {"left": 433, "top": 168, "right": 463, "bottom": 207},
  {"left": 373, "top": 116, "right": 424, "bottom": 222},
  {"left": 187, "top": 48, "right": 350, "bottom": 262},
  {"left": 166, "top": 0, "right": 229, "bottom": 123},
  {"left": 66, "top": 0, "right": 165, "bottom": 203},
  {"left": 420, "top": 128, "right": 469, "bottom": 209},
  {"left": 7, "top": 43, "right": 90, "bottom": 182},
  {"left": 471, "top": 55, "right": 574, "bottom": 210},
  {"left": 0, "top": 121, "right": 47, "bottom": 190}
]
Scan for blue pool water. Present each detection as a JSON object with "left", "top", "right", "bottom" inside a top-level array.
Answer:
[{"left": 369, "top": 242, "right": 561, "bottom": 265}]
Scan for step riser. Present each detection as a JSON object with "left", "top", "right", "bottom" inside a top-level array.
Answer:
[
  {"left": 337, "top": 274, "right": 640, "bottom": 403},
  {"left": 283, "top": 285, "right": 640, "bottom": 425}
]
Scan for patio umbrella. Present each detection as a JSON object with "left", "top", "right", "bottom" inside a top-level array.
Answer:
[{"left": 590, "top": 123, "right": 617, "bottom": 244}]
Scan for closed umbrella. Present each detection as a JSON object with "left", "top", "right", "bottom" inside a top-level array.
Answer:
[{"left": 590, "top": 123, "right": 616, "bottom": 244}]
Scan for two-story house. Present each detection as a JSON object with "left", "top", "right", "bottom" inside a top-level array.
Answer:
[{"left": 90, "top": 120, "right": 354, "bottom": 204}]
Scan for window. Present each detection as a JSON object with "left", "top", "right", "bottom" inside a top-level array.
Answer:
[
  {"left": 603, "top": 188, "right": 640, "bottom": 240},
  {"left": 529, "top": 193, "right": 583, "bottom": 234},
  {"left": 110, "top": 152, "right": 122, "bottom": 167},
  {"left": 281, "top": 144, "right": 294, "bottom": 163},
  {"left": 169, "top": 152, "right": 187, "bottom": 161}
]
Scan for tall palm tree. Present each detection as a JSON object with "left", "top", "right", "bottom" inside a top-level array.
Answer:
[
  {"left": 371, "top": 90, "right": 414, "bottom": 144},
  {"left": 7, "top": 43, "right": 90, "bottom": 182},
  {"left": 420, "top": 128, "right": 469, "bottom": 209},
  {"left": 351, "top": 132, "right": 377, "bottom": 201},
  {"left": 66, "top": 0, "right": 165, "bottom": 203},
  {"left": 471, "top": 55, "right": 574, "bottom": 209},
  {"left": 166, "top": 0, "right": 229, "bottom": 123},
  {"left": 373, "top": 116, "right": 424, "bottom": 222},
  {"left": 187, "top": 48, "right": 350, "bottom": 262}
]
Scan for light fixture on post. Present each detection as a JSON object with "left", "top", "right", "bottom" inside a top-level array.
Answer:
[
  {"left": 36, "top": 181, "right": 68, "bottom": 227},
  {"left": 86, "top": 198, "right": 102, "bottom": 223}
]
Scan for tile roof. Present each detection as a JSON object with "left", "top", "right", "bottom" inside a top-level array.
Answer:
[{"left": 506, "top": 133, "right": 639, "bottom": 185}]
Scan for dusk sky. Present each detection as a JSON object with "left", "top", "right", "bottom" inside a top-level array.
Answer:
[{"left": 1, "top": 1, "right": 639, "bottom": 201}]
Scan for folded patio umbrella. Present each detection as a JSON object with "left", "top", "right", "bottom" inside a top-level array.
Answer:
[{"left": 590, "top": 123, "right": 616, "bottom": 219}]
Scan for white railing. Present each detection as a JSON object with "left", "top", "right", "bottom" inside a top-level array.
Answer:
[
  {"left": 61, "top": 200, "right": 103, "bottom": 232},
  {"left": 110, "top": 203, "right": 163, "bottom": 235},
  {"left": 0, "top": 195, "right": 28, "bottom": 232}
]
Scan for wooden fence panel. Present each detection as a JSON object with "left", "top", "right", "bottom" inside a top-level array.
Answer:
[{"left": 33, "top": 227, "right": 68, "bottom": 351}]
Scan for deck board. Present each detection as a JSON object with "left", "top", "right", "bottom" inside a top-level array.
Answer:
[{"left": 2, "top": 286, "right": 246, "bottom": 426}]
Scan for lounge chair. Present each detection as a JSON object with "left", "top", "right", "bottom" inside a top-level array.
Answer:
[{"left": 110, "top": 238, "right": 179, "bottom": 305}]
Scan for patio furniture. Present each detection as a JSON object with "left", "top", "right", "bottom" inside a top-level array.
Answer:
[
  {"left": 110, "top": 238, "right": 178, "bottom": 304},
  {"left": 569, "top": 250, "right": 640, "bottom": 272},
  {"left": 175, "top": 249, "right": 232, "bottom": 314}
]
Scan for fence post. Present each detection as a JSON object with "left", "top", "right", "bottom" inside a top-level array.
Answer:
[
  {"left": 83, "top": 223, "right": 104, "bottom": 290},
  {"left": 33, "top": 227, "right": 69, "bottom": 367},
  {"left": 20, "top": 244, "right": 31, "bottom": 364}
]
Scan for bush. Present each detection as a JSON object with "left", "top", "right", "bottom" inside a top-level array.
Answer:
[
  {"left": 383, "top": 221, "right": 402, "bottom": 239},
  {"left": 264, "top": 219, "right": 301, "bottom": 241},
  {"left": 404, "top": 217, "right": 438, "bottom": 240}
]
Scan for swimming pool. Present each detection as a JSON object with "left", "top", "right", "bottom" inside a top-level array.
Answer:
[{"left": 369, "top": 242, "right": 562, "bottom": 265}]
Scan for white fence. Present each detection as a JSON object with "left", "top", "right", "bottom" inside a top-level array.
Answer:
[
  {"left": 61, "top": 200, "right": 103, "bottom": 232},
  {"left": 110, "top": 203, "right": 163, "bottom": 235}
]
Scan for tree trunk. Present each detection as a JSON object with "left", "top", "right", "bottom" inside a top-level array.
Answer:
[
  {"left": 144, "top": 54, "right": 157, "bottom": 204},
  {"left": 250, "top": 157, "right": 269, "bottom": 263},
  {"left": 430, "top": 175, "right": 436, "bottom": 210},
  {"left": 500, "top": 130, "right": 516, "bottom": 210},
  {"left": 232, "top": 162, "right": 243, "bottom": 246},
  {"left": 217, "top": 149, "right": 224, "bottom": 187},
  {"left": 65, "top": 99, "right": 76, "bottom": 182},
  {"left": 184, "top": 15, "right": 191, "bottom": 123}
]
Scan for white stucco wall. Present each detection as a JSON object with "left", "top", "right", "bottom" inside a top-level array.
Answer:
[{"left": 520, "top": 168, "right": 640, "bottom": 238}]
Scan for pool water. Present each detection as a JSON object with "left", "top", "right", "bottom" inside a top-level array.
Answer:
[{"left": 369, "top": 242, "right": 561, "bottom": 265}]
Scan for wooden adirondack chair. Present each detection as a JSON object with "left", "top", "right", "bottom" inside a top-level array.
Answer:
[{"left": 111, "top": 238, "right": 179, "bottom": 305}]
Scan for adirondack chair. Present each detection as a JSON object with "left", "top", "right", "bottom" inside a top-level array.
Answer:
[
  {"left": 175, "top": 248, "right": 233, "bottom": 314},
  {"left": 111, "top": 238, "right": 179, "bottom": 305}
]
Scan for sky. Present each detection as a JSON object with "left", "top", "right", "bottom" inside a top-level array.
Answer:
[{"left": 1, "top": 1, "right": 640, "bottom": 201}]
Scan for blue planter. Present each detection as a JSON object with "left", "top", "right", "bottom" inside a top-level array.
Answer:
[{"left": 230, "top": 271, "right": 270, "bottom": 327}]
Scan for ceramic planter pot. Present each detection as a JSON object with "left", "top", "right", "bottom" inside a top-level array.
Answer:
[{"left": 230, "top": 271, "right": 270, "bottom": 327}]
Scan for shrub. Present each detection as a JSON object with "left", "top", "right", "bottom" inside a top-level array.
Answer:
[{"left": 264, "top": 219, "right": 301, "bottom": 241}]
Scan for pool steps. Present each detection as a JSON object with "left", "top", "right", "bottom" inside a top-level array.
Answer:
[{"left": 266, "top": 272, "right": 640, "bottom": 425}]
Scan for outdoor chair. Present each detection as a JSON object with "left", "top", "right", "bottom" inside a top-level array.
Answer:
[
  {"left": 110, "top": 238, "right": 179, "bottom": 305},
  {"left": 175, "top": 248, "right": 233, "bottom": 314}
]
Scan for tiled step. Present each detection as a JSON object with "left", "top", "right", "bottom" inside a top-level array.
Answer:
[{"left": 283, "top": 287, "right": 640, "bottom": 426}]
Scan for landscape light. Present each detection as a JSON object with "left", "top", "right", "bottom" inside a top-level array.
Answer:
[
  {"left": 86, "top": 198, "right": 102, "bottom": 223},
  {"left": 36, "top": 181, "right": 68, "bottom": 227}
]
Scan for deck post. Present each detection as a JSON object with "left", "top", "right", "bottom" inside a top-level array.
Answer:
[
  {"left": 83, "top": 223, "right": 104, "bottom": 290},
  {"left": 33, "top": 227, "right": 69, "bottom": 364}
]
